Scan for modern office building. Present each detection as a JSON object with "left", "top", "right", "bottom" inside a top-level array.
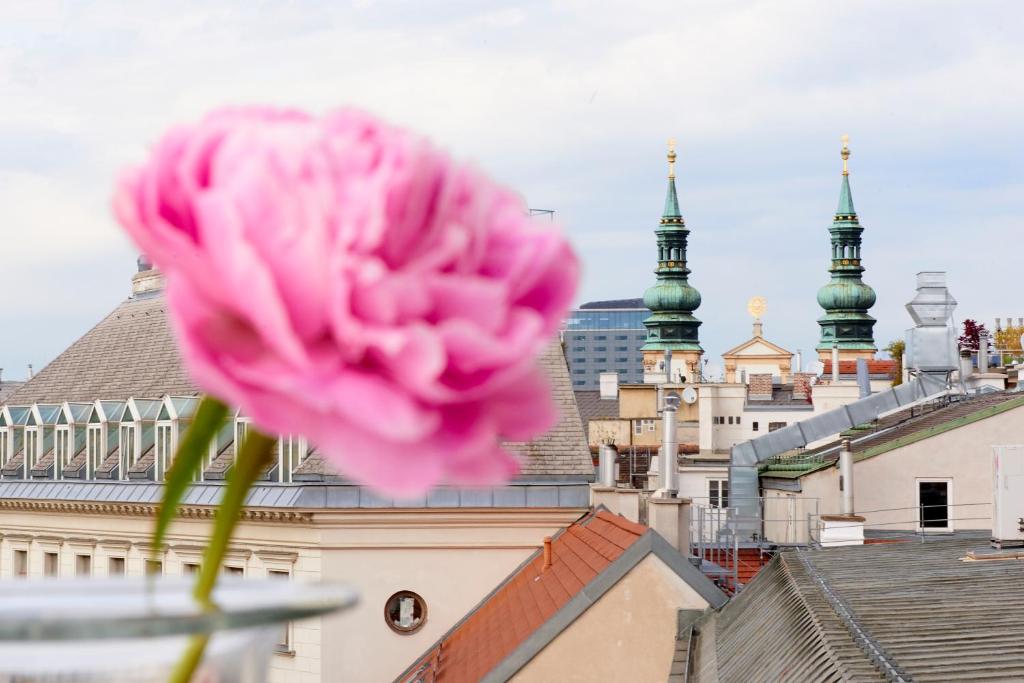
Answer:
[{"left": 562, "top": 299, "right": 649, "bottom": 388}]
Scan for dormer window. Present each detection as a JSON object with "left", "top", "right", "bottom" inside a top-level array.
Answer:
[
  {"left": 278, "top": 435, "right": 305, "bottom": 483},
  {"left": 87, "top": 424, "right": 103, "bottom": 479},
  {"left": 119, "top": 424, "right": 136, "bottom": 480},
  {"left": 55, "top": 426, "right": 71, "bottom": 479}
]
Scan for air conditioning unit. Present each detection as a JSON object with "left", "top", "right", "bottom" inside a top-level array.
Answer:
[{"left": 992, "top": 445, "right": 1024, "bottom": 548}]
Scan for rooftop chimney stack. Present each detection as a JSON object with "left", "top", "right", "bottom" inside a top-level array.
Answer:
[
  {"left": 839, "top": 439, "right": 854, "bottom": 515},
  {"left": 27, "top": 364, "right": 33, "bottom": 380},
  {"left": 597, "top": 443, "right": 618, "bottom": 487},
  {"left": 131, "top": 255, "right": 165, "bottom": 297},
  {"left": 542, "top": 537, "right": 553, "bottom": 571},
  {"left": 599, "top": 372, "right": 619, "bottom": 400},
  {"left": 656, "top": 393, "right": 680, "bottom": 497}
]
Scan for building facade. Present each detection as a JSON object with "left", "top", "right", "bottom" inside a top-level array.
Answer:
[
  {"left": 0, "top": 265, "right": 595, "bottom": 683},
  {"left": 562, "top": 299, "right": 649, "bottom": 388}
]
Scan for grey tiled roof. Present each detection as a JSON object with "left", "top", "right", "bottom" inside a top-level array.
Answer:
[
  {"left": 573, "top": 390, "right": 620, "bottom": 423},
  {"left": 503, "top": 342, "right": 593, "bottom": 478},
  {"left": 5, "top": 295, "right": 198, "bottom": 405},
  {"left": 0, "top": 382, "right": 24, "bottom": 404}
]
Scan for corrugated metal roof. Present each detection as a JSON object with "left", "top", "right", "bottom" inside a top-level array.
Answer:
[{"left": 694, "top": 537, "right": 1024, "bottom": 682}]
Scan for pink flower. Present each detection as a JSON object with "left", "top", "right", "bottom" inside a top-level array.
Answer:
[{"left": 114, "top": 107, "right": 578, "bottom": 495}]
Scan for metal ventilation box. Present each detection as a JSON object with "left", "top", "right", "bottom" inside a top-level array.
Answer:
[{"left": 992, "top": 445, "right": 1024, "bottom": 547}]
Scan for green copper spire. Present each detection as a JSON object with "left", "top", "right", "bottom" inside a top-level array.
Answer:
[
  {"left": 642, "top": 140, "right": 702, "bottom": 353},
  {"left": 816, "top": 135, "right": 877, "bottom": 354}
]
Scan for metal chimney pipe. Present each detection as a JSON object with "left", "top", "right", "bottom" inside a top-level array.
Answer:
[
  {"left": 979, "top": 333, "right": 989, "bottom": 374},
  {"left": 839, "top": 439, "right": 854, "bottom": 515},
  {"left": 27, "top": 364, "right": 33, "bottom": 380},
  {"left": 658, "top": 392, "right": 681, "bottom": 497},
  {"left": 598, "top": 444, "right": 618, "bottom": 487},
  {"left": 663, "top": 349, "right": 673, "bottom": 383},
  {"left": 831, "top": 344, "right": 840, "bottom": 382}
]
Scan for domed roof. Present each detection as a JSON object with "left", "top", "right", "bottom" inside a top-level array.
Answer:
[
  {"left": 644, "top": 281, "right": 701, "bottom": 313},
  {"left": 817, "top": 280, "right": 876, "bottom": 311}
]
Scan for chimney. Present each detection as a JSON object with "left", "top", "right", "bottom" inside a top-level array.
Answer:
[
  {"left": 996, "top": 318, "right": 1002, "bottom": 332},
  {"left": 656, "top": 393, "right": 680, "bottom": 497},
  {"left": 839, "top": 439, "right": 854, "bottom": 515},
  {"left": 599, "top": 372, "right": 619, "bottom": 399},
  {"left": 795, "top": 349, "right": 803, "bottom": 374},
  {"left": 855, "top": 358, "right": 871, "bottom": 398},
  {"left": 131, "top": 255, "right": 165, "bottom": 297},
  {"left": 979, "top": 332, "right": 990, "bottom": 374},
  {"left": 27, "top": 364, "right": 33, "bottom": 380},
  {"left": 597, "top": 443, "right": 618, "bottom": 487},
  {"left": 747, "top": 374, "right": 773, "bottom": 401},
  {"left": 793, "top": 373, "right": 813, "bottom": 401},
  {"left": 542, "top": 537, "right": 553, "bottom": 571}
]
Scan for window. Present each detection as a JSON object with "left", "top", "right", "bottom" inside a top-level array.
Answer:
[
  {"left": 572, "top": 335, "right": 585, "bottom": 340},
  {"left": 14, "top": 550, "right": 28, "bottom": 578},
  {"left": 594, "top": 357, "right": 607, "bottom": 363},
  {"left": 182, "top": 562, "right": 200, "bottom": 576},
  {"left": 119, "top": 424, "right": 136, "bottom": 478},
  {"left": 224, "top": 566, "right": 244, "bottom": 578},
  {"left": 108, "top": 557, "right": 126, "bottom": 576},
  {"left": 642, "top": 419, "right": 656, "bottom": 433},
  {"left": 594, "top": 347, "right": 607, "bottom": 352},
  {"left": 268, "top": 570, "right": 292, "bottom": 651},
  {"left": 384, "top": 591, "right": 427, "bottom": 634},
  {"left": 44, "top": 552, "right": 59, "bottom": 577},
  {"left": 25, "top": 428, "right": 39, "bottom": 468},
  {"left": 279, "top": 435, "right": 304, "bottom": 484},
  {"left": 918, "top": 480, "right": 951, "bottom": 530},
  {"left": 633, "top": 421, "right": 643, "bottom": 436},
  {"left": 55, "top": 428, "right": 70, "bottom": 475},
  {"left": 235, "top": 420, "right": 250, "bottom": 453},
  {"left": 571, "top": 346, "right": 585, "bottom": 352},
  {"left": 615, "top": 335, "right": 628, "bottom": 340},
  {"left": 752, "top": 421, "right": 759, "bottom": 432},
  {"left": 573, "top": 369, "right": 586, "bottom": 375},
  {"left": 615, "top": 346, "right": 628, "bottom": 352},
  {"left": 156, "top": 423, "right": 173, "bottom": 480},
  {"left": 594, "top": 335, "right": 607, "bottom": 341},
  {"left": 572, "top": 357, "right": 586, "bottom": 363},
  {"left": 736, "top": 416, "right": 741, "bottom": 425},
  {"left": 573, "top": 380, "right": 586, "bottom": 386},
  {"left": 0, "top": 428, "right": 7, "bottom": 467},
  {"left": 87, "top": 425, "right": 103, "bottom": 477},
  {"left": 727, "top": 416, "right": 734, "bottom": 425},
  {"left": 76, "top": 555, "right": 92, "bottom": 577},
  {"left": 636, "top": 335, "right": 646, "bottom": 340},
  {"left": 768, "top": 422, "right": 787, "bottom": 432},
  {"left": 145, "top": 559, "right": 163, "bottom": 576},
  {"left": 616, "top": 357, "right": 628, "bottom": 363},
  {"left": 708, "top": 479, "right": 729, "bottom": 508}
]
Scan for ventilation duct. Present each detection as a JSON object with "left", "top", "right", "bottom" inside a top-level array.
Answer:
[{"left": 728, "top": 272, "right": 959, "bottom": 540}]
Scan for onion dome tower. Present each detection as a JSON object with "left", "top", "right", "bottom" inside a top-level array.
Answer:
[
  {"left": 816, "top": 136, "right": 877, "bottom": 361},
  {"left": 641, "top": 140, "right": 703, "bottom": 382}
]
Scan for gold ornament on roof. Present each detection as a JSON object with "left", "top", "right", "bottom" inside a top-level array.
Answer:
[
  {"left": 747, "top": 296, "right": 766, "bottom": 320},
  {"left": 667, "top": 138, "right": 677, "bottom": 179},
  {"left": 841, "top": 134, "right": 850, "bottom": 176}
]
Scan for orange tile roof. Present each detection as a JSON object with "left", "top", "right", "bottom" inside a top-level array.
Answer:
[{"left": 398, "top": 510, "right": 647, "bottom": 683}]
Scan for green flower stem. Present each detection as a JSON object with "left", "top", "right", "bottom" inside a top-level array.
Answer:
[{"left": 167, "top": 429, "right": 278, "bottom": 683}]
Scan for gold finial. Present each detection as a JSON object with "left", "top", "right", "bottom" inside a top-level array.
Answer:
[
  {"left": 747, "top": 296, "right": 766, "bottom": 320},
  {"left": 667, "top": 138, "right": 677, "bottom": 179},
  {"left": 840, "top": 134, "right": 850, "bottom": 176}
]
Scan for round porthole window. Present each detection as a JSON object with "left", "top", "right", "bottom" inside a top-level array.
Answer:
[{"left": 385, "top": 591, "right": 427, "bottom": 634}]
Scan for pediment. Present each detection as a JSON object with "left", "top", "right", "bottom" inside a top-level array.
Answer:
[{"left": 722, "top": 337, "right": 792, "bottom": 358}]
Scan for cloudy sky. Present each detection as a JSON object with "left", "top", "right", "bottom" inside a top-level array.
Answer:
[{"left": 1, "top": 1, "right": 1021, "bottom": 380}]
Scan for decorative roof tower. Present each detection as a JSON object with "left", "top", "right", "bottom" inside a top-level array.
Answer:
[
  {"left": 816, "top": 135, "right": 877, "bottom": 360},
  {"left": 641, "top": 140, "right": 703, "bottom": 381}
]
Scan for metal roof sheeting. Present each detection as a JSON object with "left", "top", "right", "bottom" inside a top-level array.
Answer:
[
  {"left": 695, "top": 538, "right": 1024, "bottom": 682},
  {"left": 0, "top": 481, "right": 590, "bottom": 509}
]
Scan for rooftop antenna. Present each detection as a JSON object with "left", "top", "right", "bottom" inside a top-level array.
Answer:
[{"left": 528, "top": 209, "right": 555, "bottom": 222}]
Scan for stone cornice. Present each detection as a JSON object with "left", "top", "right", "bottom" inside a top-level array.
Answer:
[{"left": 0, "top": 499, "right": 313, "bottom": 523}]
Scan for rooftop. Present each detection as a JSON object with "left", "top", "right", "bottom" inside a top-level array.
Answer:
[
  {"left": 2, "top": 293, "right": 594, "bottom": 484},
  {"left": 762, "top": 391, "right": 1024, "bottom": 480},
  {"left": 572, "top": 390, "right": 620, "bottom": 425},
  {"left": 398, "top": 508, "right": 725, "bottom": 682},
  {"left": 691, "top": 538, "right": 1024, "bottom": 681},
  {"left": 822, "top": 359, "right": 897, "bottom": 379}
]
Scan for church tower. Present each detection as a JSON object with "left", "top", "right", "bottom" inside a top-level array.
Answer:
[
  {"left": 641, "top": 141, "right": 703, "bottom": 382},
  {"left": 816, "top": 136, "right": 878, "bottom": 361}
]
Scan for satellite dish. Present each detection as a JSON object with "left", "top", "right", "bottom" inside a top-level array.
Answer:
[{"left": 682, "top": 387, "right": 698, "bottom": 404}]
